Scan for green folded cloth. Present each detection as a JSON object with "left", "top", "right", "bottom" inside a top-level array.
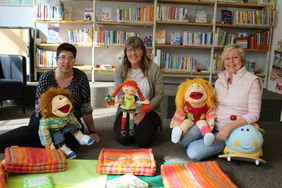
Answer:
[{"left": 7, "top": 159, "right": 107, "bottom": 188}]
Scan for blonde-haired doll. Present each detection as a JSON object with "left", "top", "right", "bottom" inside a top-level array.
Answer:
[{"left": 170, "top": 78, "right": 216, "bottom": 146}]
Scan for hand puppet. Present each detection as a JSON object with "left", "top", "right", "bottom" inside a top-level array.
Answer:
[
  {"left": 38, "top": 87, "right": 95, "bottom": 159},
  {"left": 105, "top": 80, "right": 150, "bottom": 137},
  {"left": 170, "top": 78, "right": 216, "bottom": 145}
]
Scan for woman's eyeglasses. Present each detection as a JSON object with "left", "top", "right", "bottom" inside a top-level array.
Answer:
[
  {"left": 56, "top": 56, "right": 75, "bottom": 62},
  {"left": 126, "top": 48, "right": 142, "bottom": 54}
]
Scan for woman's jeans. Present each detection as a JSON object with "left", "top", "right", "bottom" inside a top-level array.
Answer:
[{"left": 179, "top": 124, "right": 225, "bottom": 161}]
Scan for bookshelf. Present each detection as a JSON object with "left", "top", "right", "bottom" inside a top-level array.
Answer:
[
  {"left": 33, "top": 0, "right": 275, "bottom": 86},
  {"left": 33, "top": 0, "right": 95, "bottom": 81}
]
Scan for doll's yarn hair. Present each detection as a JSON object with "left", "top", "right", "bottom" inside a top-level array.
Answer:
[
  {"left": 111, "top": 80, "right": 150, "bottom": 112},
  {"left": 111, "top": 80, "right": 145, "bottom": 101},
  {"left": 175, "top": 78, "right": 215, "bottom": 111},
  {"left": 39, "top": 87, "right": 73, "bottom": 118}
]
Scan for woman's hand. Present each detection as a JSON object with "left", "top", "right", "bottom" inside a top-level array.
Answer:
[
  {"left": 217, "top": 125, "right": 233, "bottom": 141},
  {"left": 90, "top": 133, "right": 100, "bottom": 143},
  {"left": 134, "top": 111, "right": 146, "bottom": 125}
]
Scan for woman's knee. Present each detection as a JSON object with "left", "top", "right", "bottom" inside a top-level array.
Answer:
[{"left": 187, "top": 147, "right": 203, "bottom": 161}]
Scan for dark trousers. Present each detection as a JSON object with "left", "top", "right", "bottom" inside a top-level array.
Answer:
[
  {"left": 0, "top": 112, "right": 79, "bottom": 152},
  {"left": 113, "top": 111, "right": 161, "bottom": 147}
]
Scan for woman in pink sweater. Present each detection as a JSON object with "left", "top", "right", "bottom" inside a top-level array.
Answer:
[{"left": 179, "top": 44, "right": 263, "bottom": 161}]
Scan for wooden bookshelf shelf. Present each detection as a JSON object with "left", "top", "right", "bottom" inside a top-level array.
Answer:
[
  {"left": 100, "top": 0, "right": 152, "bottom": 2},
  {"left": 35, "top": 20, "right": 93, "bottom": 24},
  {"left": 217, "top": 2, "right": 273, "bottom": 9},
  {"left": 155, "top": 44, "right": 212, "bottom": 49},
  {"left": 36, "top": 65, "right": 93, "bottom": 71},
  {"left": 158, "top": 0, "right": 214, "bottom": 5},
  {"left": 94, "top": 44, "right": 153, "bottom": 50},
  {"left": 156, "top": 21, "right": 213, "bottom": 27},
  {"left": 215, "top": 23, "right": 270, "bottom": 30},
  {"left": 38, "top": 43, "right": 92, "bottom": 48},
  {"left": 95, "top": 21, "right": 153, "bottom": 26},
  {"left": 94, "top": 68, "right": 115, "bottom": 72},
  {"left": 214, "top": 46, "right": 269, "bottom": 53},
  {"left": 161, "top": 70, "right": 211, "bottom": 75}
]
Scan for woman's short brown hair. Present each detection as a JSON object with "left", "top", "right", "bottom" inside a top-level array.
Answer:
[{"left": 56, "top": 43, "right": 77, "bottom": 58}]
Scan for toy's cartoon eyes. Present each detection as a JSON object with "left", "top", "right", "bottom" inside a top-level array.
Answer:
[
  {"left": 241, "top": 128, "right": 244, "bottom": 131},
  {"left": 240, "top": 128, "right": 250, "bottom": 131},
  {"left": 59, "top": 97, "right": 64, "bottom": 100},
  {"left": 247, "top": 129, "right": 250, "bottom": 131}
]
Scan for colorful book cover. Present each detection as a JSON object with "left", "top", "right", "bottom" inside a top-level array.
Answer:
[
  {"left": 170, "top": 32, "right": 181, "bottom": 45},
  {"left": 221, "top": 10, "right": 232, "bottom": 24},
  {"left": 84, "top": 8, "right": 94, "bottom": 21},
  {"left": 106, "top": 173, "right": 148, "bottom": 188},
  {"left": 195, "top": 9, "right": 207, "bottom": 23},
  {"left": 155, "top": 29, "right": 166, "bottom": 44},
  {"left": 47, "top": 27, "right": 60, "bottom": 44},
  {"left": 102, "top": 7, "right": 112, "bottom": 21},
  {"left": 64, "top": 7, "right": 72, "bottom": 21}
]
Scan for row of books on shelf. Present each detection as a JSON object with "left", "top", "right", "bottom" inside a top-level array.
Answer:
[
  {"left": 156, "top": 5, "right": 190, "bottom": 22},
  {"left": 183, "top": 31, "right": 213, "bottom": 46},
  {"left": 214, "top": 28, "right": 269, "bottom": 50},
  {"left": 218, "top": 0, "right": 273, "bottom": 3},
  {"left": 156, "top": 30, "right": 213, "bottom": 46},
  {"left": 44, "top": 27, "right": 93, "bottom": 45},
  {"left": 94, "top": 28, "right": 137, "bottom": 46},
  {"left": 232, "top": 9, "right": 269, "bottom": 26},
  {"left": 100, "top": 5, "right": 154, "bottom": 23},
  {"left": 35, "top": 2, "right": 64, "bottom": 20},
  {"left": 155, "top": 29, "right": 268, "bottom": 50},
  {"left": 155, "top": 50, "right": 198, "bottom": 72},
  {"left": 36, "top": 48, "right": 56, "bottom": 68},
  {"left": 68, "top": 29, "right": 93, "bottom": 45}
]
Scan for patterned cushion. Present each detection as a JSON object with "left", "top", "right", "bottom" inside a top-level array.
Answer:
[
  {"left": 161, "top": 161, "right": 237, "bottom": 188},
  {"left": 3, "top": 146, "right": 67, "bottom": 173},
  {"left": 96, "top": 148, "right": 156, "bottom": 176},
  {"left": 0, "top": 162, "right": 8, "bottom": 188}
]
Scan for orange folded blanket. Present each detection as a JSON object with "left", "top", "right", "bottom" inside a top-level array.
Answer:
[
  {"left": 0, "top": 163, "right": 8, "bottom": 188},
  {"left": 3, "top": 146, "right": 67, "bottom": 173},
  {"left": 161, "top": 161, "right": 237, "bottom": 188},
  {"left": 96, "top": 148, "right": 156, "bottom": 176}
]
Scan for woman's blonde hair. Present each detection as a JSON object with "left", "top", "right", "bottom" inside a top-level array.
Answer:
[
  {"left": 221, "top": 44, "right": 246, "bottom": 71},
  {"left": 120, "top": 36, "right": 151, "bottom": 79}
]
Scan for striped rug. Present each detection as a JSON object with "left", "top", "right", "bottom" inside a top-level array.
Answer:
[{"left": 161, "top": 161, "right": 237, "bottom": 188}]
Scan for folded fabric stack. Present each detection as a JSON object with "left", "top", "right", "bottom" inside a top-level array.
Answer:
[
  {"left": 161, "top": 161, "right": 237, "bottom": 188},
  {"left": 0, "top": 163, "right": 8, "bottom": 188},
  {"left": 96, "top": 148, "right": 156, "bottom": 176},
  {"left": 3, "top": 146, "right": 67, "bottom": 173}
]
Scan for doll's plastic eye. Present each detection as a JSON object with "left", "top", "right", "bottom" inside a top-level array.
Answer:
[
  {"left": 241, "top": 128, "right": 244, "bottom": 131},
  {"left": 247, "top": 129, "right": 249, "bottom": 131}
]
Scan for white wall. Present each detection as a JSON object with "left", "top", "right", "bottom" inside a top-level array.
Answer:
[
  {"left": 0, "top": 6, "right": 33, "bottom": 27},
  {"left": 268, "top": 0, "right": 282, "bottom": 94}
]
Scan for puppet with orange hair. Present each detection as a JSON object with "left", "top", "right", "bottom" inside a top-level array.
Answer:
[
  {"left": 170, "top": 78, "right": 216, "bottom": 146},
  {"left": 105, "top": 80, "right": 150, "bottom": 137},
  {"left": 38, "top": 87, "right": 95, "bottom": 159}
]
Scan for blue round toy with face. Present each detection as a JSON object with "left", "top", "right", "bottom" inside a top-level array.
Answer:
[{"left": 225, "top": 124, "right": 263, "bottom": 154}]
